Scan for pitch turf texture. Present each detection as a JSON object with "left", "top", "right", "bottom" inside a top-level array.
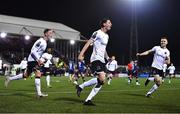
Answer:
[{"left": 0, "top": 76, "right": 180, "bottom": 113}]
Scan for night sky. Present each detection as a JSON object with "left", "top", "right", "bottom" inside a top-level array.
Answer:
[{"left": 0, "top": 0, "right": 180, "bottom": 66}]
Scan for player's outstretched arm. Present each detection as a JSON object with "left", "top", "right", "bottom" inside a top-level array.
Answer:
[
  {"left": 78, "top": 39, "right": 93, "bottom": 61},
  {"left": 136, "top": 49, "right": 152, "bottom": 57}
]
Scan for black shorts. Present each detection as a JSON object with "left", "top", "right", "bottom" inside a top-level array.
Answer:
[
  {"left": 132, "top": 71, "right": 138, "bottom": 77},
  {"left": 69, "top": 69, "right": 74, "bottom": 74},
  {"left": 128, "top": 70, "right": 132, "bottom": 76},
  {"left": 21, "top": 69, "right": 26, "bottom": 73},
  {"left": 26, "top": 61, "right": 39, "bottom": 76},
  {"left": 91, "top": 60, "right": 106, "bottom": 75},
  {"left": 150, "top": 67, "right": 163, "bottom": 77},
  {"left": 79, "top": 69, "right": 85, "bottom": 74},
  {"left": 107, "top": 70, "right": 116, "bottom": 75},
  {"left": 43, "top": 67, "right": 51, "bottom": 75}
]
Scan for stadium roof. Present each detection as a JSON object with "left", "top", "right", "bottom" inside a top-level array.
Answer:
[{"left": 0, "top": 14, "right": 80, "bottom": 40}]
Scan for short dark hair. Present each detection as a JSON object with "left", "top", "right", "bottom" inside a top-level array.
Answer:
[
  {"left": 43, "top": 29, "right": 52, "bottom": 34},
  {"left": 99, "top": 18, "right": 111, "bottom": 27},
  {"left": 161, "top": 35, "right": 168, "bottom": 41}
]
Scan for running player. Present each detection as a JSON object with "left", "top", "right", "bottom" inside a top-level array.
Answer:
[
  {"left": 106, "top": 56, "right": 118, "bottom": 85},
  {"left": 76, "top": 18, "right": 112, "bottom": 105},
  {"left": 137, "top": 36, "right": 170, "bottom": 98},
  {"left": 41, "top": 48, "right": 53, "bottom": 88},
  {"left": 5, "top": 29, "right": 54, "bottom": 97}
]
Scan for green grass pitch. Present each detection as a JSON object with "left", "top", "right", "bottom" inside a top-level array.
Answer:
[{"left": 0, "top": 76, "right": 180, "bottom": 113}]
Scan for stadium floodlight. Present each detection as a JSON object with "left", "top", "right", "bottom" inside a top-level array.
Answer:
[
  {"left": 128, "top": 0, "right": 144, "bottom": 1},
  {"left": 50, "top": 38, "right": 55, "bottom": 43},
  {"left": 0, "top": 32, "right": 7, "bottom": 38},
  {"left": 25, "top": 35, "right": 30, "bottom": 40},
  {"left": 70, "top": 40, "right": 75, "bottom": 45}
]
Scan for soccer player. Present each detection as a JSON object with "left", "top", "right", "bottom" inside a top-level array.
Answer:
[
  {"left": 68, "top": 60, "right": 75, "bottom": 82},
  {"left": 76, "top": 18, "right": 112, "bottom": 105},
  {"left": 162, "top": 63, "right": 167, "bottom": 82},
  {"left": 132, "top": 60, "right": 140, "bottom": 85},
  {"left": 127, "top": 60, "right": 134, "bottom": 84},
  {"left": 72, "top": 65, "right": 79, "bottom": 85},
  {"left": 137, "top": 36, "right": 170, "bottom": 98},
  {"left": 167, "top": 63, "right": 175, "bottom": 83},
  {"left": 41, "top": 48, "right": 53, "bottom": 88},
  {"left": 78, "top": 60, "right": 86, "bottom": 82},
  {"left": 5, "top": 29, "right": 54, "bottom": 97},
  {"left": 19, "top": 57, "right": 28, "bottom": 73},
  {"left": 19, "top": 57, "right": 28, "bottom": 80},
  {"left": 106, "top": 56, "right": 118, "bottom": 85}
]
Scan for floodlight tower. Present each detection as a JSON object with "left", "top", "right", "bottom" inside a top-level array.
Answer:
[{"left": 129, "top": 0, "right": 139, "bottom": 61}]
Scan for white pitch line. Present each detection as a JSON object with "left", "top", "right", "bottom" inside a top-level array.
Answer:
[{"left": 0, "top": 88, "right": 180, "bottom": 96}]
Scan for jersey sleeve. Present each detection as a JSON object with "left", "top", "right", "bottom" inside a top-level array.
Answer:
[
  {"left": 90, "top": 31, "right": 97, "bottom": 41},
  {"left": 30, "top": 40, "right": 42, "bottom": 61},
  {"left": 151, "top": 46, "right": 157, "bottom": 52}
]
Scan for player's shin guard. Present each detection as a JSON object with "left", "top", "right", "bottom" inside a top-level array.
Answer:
[
  {"left": 146, "top": 84, "right": 159, "bottom": 96},
  {"left": 79, "top": 78, "right": 98, "bottom": 89},
  {"left": 128, "top": 77, "right": 132, "bottom": 84},
  {"left": 9, "top": 73, "right": 23, "bottom": 80},
  {"left": 35, "top": 77, "right": 41, "bottom": 96},
  {"left": 85, "top": 82, "right": 102, "bottom": 102},
  {"left": 46, "top": 75, "right": 50, "bottom": 86},
  {"left": 108, "top": 77, "right": 112, "bottom": 85}
]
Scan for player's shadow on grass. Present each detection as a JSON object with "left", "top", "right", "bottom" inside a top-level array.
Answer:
[
  {"left": 123, "top": 93, "right": 145, "bottom": 97},
  {"left": 2, "top": 92, "right": 34, "bottom": 99},
  {"left": 54, "top": 97, "right": 83, "bottom": 104}
]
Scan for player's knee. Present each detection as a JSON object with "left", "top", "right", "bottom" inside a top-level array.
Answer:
[
  {"left": 23, "top": 71, "right": 29, "bottom": 78},
  {"left": 96, "top": 78, "right": 104, "bottom": 87},
  {"left": 95, "top": 80, "right": 104, "bottom": 88},
  {"left": 99, "top": 72, "right": 106, "bottom": 81},
  {"left": 35, "top": 70, "right": 42, "bottom": 78},
  {"left": 154, "top": 75, "right": 162, "bottom": 86}
]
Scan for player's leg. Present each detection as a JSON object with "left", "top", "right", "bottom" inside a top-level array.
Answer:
[
  {"left": 169, "top": 74, "right": 172, "bottom": 83},
  {"left": 107, "top": 73, "right": 112, "bottom": 85},
  {"left": 84, "top": 71, "right": 105, "bottom": 105},
  {"left": 69, "top": 70, "right": 74, "bottom": 82},
  {"left": 127, "top": 70, "right": 132, "bottom": 84},
  {"left": 73, "top": 74, "right": 79, "bottom": 85},
  {"left": 76, "top": 62, "right": 100, "bottom": 97},
  {"left": 5, "top": 65, "right": 30, "bottom": 87},
  {"left": 34, "top": 65, "right": 48, "bottom": 97},
  {"left": 76, "top": 77, "right": 98, "bottom": 97},
  {"left": 135, "top": 73, "right": 140, "bottom": 85},
  {"left": 145, "top": 68, "right": 157, "bottom": 86},
  {"left": 45, "top": 68, "right": 52, "bottom": 88},
  {"left": 81, "top": 72, "right": 85, "bottom": 82},
  {"left": 146, "top": 75, "right": 162, "bottom": 97}
]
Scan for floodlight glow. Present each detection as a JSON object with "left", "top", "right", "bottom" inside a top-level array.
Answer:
[
  {"left": 0, "top": 32, "right": 7, "bottom": 38},
  {"left": 70, "top": 40, "right": 75, "bottom": 45},
  {"left": 50, "top": 38, "right": 55, "bottom": 43},
  {"left": 130, "top": 0, "right": 143, "bottom": 1},
  {"left": 25, "top": 35, "right": 30, "bottom": 40}
]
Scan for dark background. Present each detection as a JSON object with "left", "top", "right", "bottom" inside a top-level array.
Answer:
[{"left": 0, "top": 0, "right": 179, "bottom": 66}]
